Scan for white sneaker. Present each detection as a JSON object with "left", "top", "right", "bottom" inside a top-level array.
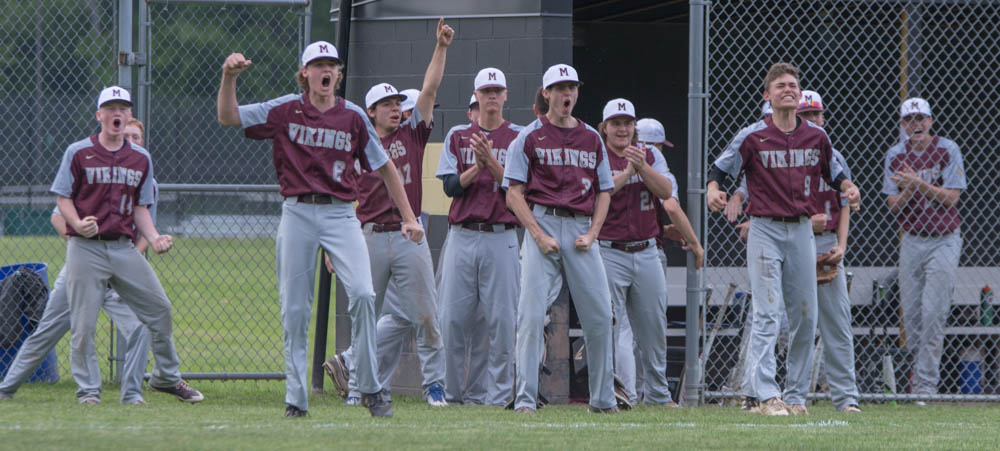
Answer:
[{"left": 344, "top": 396, "right": 361, "bottom": 406}]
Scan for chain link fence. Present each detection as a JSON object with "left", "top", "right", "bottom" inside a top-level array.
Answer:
[
  {"left": 142, "top": 1, "right": 308, "bottom": 377},
  {"left": 1, "top": 0, "right": 120, "bottom": 383},
  {"left": 701, "top": 0, "right": 1000, "bottom": 402},
  {"left": 1, "top": 1, "right": 310, "bottom": 382}
]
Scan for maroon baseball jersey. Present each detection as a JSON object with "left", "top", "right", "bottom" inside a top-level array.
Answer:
[
  {"left": 811, "top": 149, "right": 851, "bottom": 233},
  {"left": 436, "top": 120, "right": 522, "bottom": 225},
  {"left": 881, "top": 136, "right": 966, "bottom": 235},
  {"left": 599, "top": 147, "right": 670, "bottom": 242},
  {"left": 355, "top": 108, "right": 433, "bottom": 225},
  {"left": 712, "top": 117, "right": 839, "bottom": 218},
  {"left": 501, "top": 116, "right": 614, "bottom": 216},
  {"left": 50, "top": 135, "right": 154, "bottom": 241},
  {"left": 238, "top": 93, "right": 389, "bottom": 200}
]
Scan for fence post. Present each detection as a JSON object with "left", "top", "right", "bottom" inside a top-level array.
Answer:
[
  {"left": 110, "top": 0, "right": 135, "bottom": 385},
  {"left": 684, "top": 0, "right": 709, "bottom": 407}
]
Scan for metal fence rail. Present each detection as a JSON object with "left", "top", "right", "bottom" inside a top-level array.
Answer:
[{"left": 701, "top": 0, "right": 1000, "bottom": 402}]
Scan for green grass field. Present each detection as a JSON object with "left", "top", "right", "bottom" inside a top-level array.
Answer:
[{"left": 1, "top": 380, "right": 998, "bottom": 450}]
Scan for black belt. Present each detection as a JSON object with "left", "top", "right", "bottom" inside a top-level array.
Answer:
[
  {"left": 297, "top": 194, "right": 333, "bottom": 204},
  {"left": 370, "top": 223, "right": 402, "bottom": 233},
  {"left": 757, "top": 215, "right": 804, "bottom": 223},
  {"left": 610, "top": 241, "right": 650, "bottom": 253},
  {"left": 543, "top": 206, "right": 580, "bottom": 218},
  {"left": 87, "top": 234, "right": 122, "bottom": 241},
  {"left": 461, "top": 222, "right": 516, "bottom": 232}
]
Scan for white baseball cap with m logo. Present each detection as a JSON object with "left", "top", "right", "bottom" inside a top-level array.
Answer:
[
  {"left": 301, "top": 41, "right": 341, "bottom": 66},
  {"left": 97, "top": 86, "right": 132, "bottom": 109},
  {"left": 602, "top": 98, "right": 635, "bottom": 121},
  {"left": 542, "top": 64, "right": 581, "bottom": 89},
  {"left": 474, "top": 67, "right": 507, "bottom": 91},
  {"left": 901, "top": 97, "right": 932, "bottom": 118}
]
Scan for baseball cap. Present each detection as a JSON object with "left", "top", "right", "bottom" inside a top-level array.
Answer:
[
  {"left": 400, "top": 89, "right": 420, "bottom": 111},
  {"left": 474, "top": 67, "right": 507, "bottom": 90},
  {"left": 97, "top": 86, "right": 132, "bottom": 109},
  {"left": 636, "top": 118, "right": 675, "bottom": 148},
  {"left": 365, "top": 83, "right": 407, "bottom": 109},
  {"left": 761, "top": 101, "right": 773, "bottom": 117},
  {"left": 901, "top": 97, "right": 932, "bottom": 118},
  {"left": 469, "top": 94, "right": 479, "bottom": 108},
  {"left": 301, "top": 41, "right": 341, "bottom": 66},
  {"left": 798, "top": 90, "right": 824, "bottom": 113},
  {"left": 542, "top": 64, "right": 581, "bottom": 89},
  {"left": 602, "top": 98, "right": 635, "bottom": 121}
]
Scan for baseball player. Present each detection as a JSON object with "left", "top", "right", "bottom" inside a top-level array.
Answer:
[
  {"left": 503, "top": 63, "right": 617, "bottom": 414},
  {"left": 217, "top": 41, "right": 422, "bottom": 418},
  {"left": 707, "top": 63, "right": 860, "bottom": 416},
  {"left": 436, "top": 68, "right": 522, "bottom": 405},
  {"left": 882, "top": 97, "right": 966, "bottom": 403},
  {"left": 613, "top": 117, "right": 702, "bottom": 404},
  {"left": 50, "top": 86, "right": 202, "bottom": 405},
  {"left": 596, "top": 99, "right": 675, "bottom": 406},
  {"left": 324, "top": 19, "right": 453, "bottom": 408},
  {"left": 1, "top": 119, "right": 152, "bottom": 405}
]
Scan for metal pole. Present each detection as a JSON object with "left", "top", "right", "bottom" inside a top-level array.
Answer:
[
  {"left": 684, "top": 0, "right": 709, "bottom": 407},
  {"left": 310, "top": 0, "right": 353, "bottom": 395},
  {"left": 110, "top": 0, "right": 135, "bottom": 384}
]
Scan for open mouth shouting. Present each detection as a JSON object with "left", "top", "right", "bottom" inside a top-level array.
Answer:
[{"left": 321, "top": 74, "right": 332, "bottom": 88}]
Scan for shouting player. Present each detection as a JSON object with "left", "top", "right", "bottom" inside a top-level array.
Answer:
[
  {"left": 706, "top": 63, "right": 860, "bottom": 416},
  {"left": 325, "top": 18, "right": 453, "bottom": 408},
  {"left": 596, "top": 99, "right": 676, "bottom": 406},
  {"left": 218, "top": 40, "right": 421, "bottom": 417},
  {"left": 436, "top": 67, "right": 522, "bottom": 405},
  {"left": 2, "top": 119, "right": 153, "bottom": 405},
  {"left": 51, "top": 86, "right": 202, "bottom": 406},
  {"left": 882, "top": 97, "right": 966, "bottom": 403},
  {"left": 503, "top": 64, "right": 617, "bottom": 414}
]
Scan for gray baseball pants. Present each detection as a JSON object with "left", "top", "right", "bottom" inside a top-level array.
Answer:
[
  {"left": 601, "top": 240, "right": 673, "bottom": 405},
  {"left": 0, "top": 265, "right": 149, "bottom": 403},
  {"left": 515, "top": 204, "right": 615, "bottom": 411},
  {"left": 435, "top": 233, "right": 490, "bottom": 404},
  {"left": 276, "top": 198, "right": 381, "bottom": 410},
  {"left": 343, "top": 222, "right": 445, "bottom": 398},
  {"left": 783, "top": 232, "right": 859, "bottom": 408},
  {"left": 744, "top": 216, "right": 817, "bottom": 403},
  {"left": 65, "top": 237, "right": 180, "bottom": 400},
  {"left": 899, "top": 230, "right": 961, "bottom": 395},
  {"left": 439, "top": 224, "right": 519, "bottom": 405}
]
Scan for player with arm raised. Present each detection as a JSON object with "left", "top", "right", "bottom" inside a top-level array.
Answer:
[
  {"left": 217, "top": 40, "right": 421, "bottom": 417},
  {"left": 324, "top": 18, "right": 453, "bottom": 408},
  {"left": 882, "top": 97, "right": 966, "bottom": 403},
  {"left": 435, "top": 68, "right": 522, "bottom": 406},
  {"left": 51, "top": 87, "right": 202, "bottom": 406},
  {"left": 706, "top": 63, "right": 860, "bottom": 416},
  {"left": 504, "top": 64, "right": 617, "bottom": 414}
]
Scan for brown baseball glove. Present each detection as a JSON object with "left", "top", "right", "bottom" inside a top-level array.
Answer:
[{"left": 816, "top": 262, "right": 839, "bottom": 284}]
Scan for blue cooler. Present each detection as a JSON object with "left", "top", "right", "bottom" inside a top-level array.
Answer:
[{"left": 0, "top": 262, "right": 60, "bottom": 383}]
